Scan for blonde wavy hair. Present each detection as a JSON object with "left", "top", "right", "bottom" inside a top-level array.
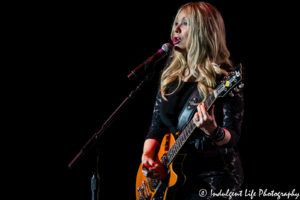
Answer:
[{"left": 161, "top": 2, "right": 232, "bottom": 101}]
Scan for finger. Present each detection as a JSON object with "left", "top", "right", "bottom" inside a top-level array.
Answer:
[
  {"left": 198, "top": 105, "right": 204, "bottom": 124},
  {"left": 193, "top": 112, "right": 199, "bottom": 124},
  {"left": 142, "top": 161, "right": 148, "bottom": 168},
  {"left": 196, "top": 104, "right": 202, "bottom": 122},
  {"left": 142, "top": 168, "right": 151, "bottom": 177},
  {"left": 149, "top": 162, "right": 160, "bottom": 171},
  {"left": 143, "top": 160, "right": 153, "bottom": 169},
  {"left": 209, "top": 104, "right": 215, "bottom": 117},
  {"left": 196, "top": 103, "right": 201, "bottom": 113},
  {"left": 201, "top": 103, "right": 207, "bottom": 121},
  {"left": 148, "top": 159, "right": 154, "bottom": 166},
  {"left": 142, "top": 167, "right": 158, "bottom": 178}
]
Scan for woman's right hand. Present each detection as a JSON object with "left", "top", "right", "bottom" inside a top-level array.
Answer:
[{"left": 142, "top": 154, "right": 167, "bottom": 180}]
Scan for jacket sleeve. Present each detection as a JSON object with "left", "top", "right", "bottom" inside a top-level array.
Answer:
[
  {"left": 220, "top": 90, "right": 245, "bottom": 148},
  {"left": 145, "top": 90, "right": 168, "bottom": 143}
]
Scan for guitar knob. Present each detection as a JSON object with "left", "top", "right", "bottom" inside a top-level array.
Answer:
[
  {"left": 234, "top": 87, "right": 240, "bottom": 92},
  {"left": 229, "top": 91, "right": 234, "bottom": 97},
  {"left": 238, "top": 83, "right": 244, "bottom": 89}
]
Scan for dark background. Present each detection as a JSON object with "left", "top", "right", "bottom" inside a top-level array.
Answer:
[{"left": 9, "top": 0, "right": 299, "bottom": 199}]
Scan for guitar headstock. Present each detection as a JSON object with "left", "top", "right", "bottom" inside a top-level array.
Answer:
[{"left": 216, "top": 63, "right": 244, "bottom": 98}]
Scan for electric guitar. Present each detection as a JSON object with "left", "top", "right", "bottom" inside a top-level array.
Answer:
[{"left": 135, "top": 64, "right": 244, "bottom": 200}]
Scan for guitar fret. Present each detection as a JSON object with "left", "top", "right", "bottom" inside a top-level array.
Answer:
[
  {"left": 179, "top": 138, "right": 183, "bottom": 147},
  {"left": 167, "top": 150, "right": 172, "bottom": 162},
  {"left": 183, "top": 131, "right": 187, "bottom": 141},
  {"left": 174, "top": 144, "right": 178, "bottom": 154}
]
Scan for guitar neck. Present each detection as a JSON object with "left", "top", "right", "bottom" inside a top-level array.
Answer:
[{"left": 161, "top": 90, "right": 217, "bottom": 166}]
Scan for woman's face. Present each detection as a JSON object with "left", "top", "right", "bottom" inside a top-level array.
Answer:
[{"left": 173, "top": 10, "right": 190, "bottom": 52}]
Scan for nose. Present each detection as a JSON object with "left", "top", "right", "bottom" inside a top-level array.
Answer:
[{"left": 174, "top": 24, "right": 181, "bottom": 34}]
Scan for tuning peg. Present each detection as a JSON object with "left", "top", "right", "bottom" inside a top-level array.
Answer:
[{"left": 238, "top": 83, "right": 244, "bottom": 89}]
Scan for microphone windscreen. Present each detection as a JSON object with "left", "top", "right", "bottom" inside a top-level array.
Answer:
[{"left": 161, "top": 43, "right": 173, "bottom": 53}]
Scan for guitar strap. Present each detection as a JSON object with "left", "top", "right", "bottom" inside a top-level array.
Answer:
[
  {"left": 176, "top": 64, "right": 229, "bottom": 133},
  {"left": 177, "top": 86, "right": 203, "bottom": 133}
]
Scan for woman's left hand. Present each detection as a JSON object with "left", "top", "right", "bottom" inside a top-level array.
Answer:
[{"left": 193, "top": 103, "right": 218, "bottom": 135}]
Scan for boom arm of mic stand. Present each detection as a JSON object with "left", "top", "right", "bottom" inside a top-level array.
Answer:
[{"left": 68, "top": 75, "right": 151, "bottom": 169}]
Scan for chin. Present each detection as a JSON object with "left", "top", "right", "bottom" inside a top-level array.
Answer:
[{"left": 174, "top": 45, "right": 186, "bottom": 53}]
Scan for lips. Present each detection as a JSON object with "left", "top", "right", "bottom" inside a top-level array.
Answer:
[{"left": 173, "top": 37, "right": 181, "bottom": 45}]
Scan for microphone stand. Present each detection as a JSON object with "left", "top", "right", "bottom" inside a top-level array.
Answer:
[{"left": 68, "top": 73, "right": 154, "bottom": 200}]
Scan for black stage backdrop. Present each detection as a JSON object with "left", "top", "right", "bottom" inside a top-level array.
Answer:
[{"left": 10, "top": 0, "right": 299, "bottom": 199}]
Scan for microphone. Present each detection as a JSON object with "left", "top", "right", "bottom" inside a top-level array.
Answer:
[{"left": 127, "top": 43, "right": 172, "bottom": 80}]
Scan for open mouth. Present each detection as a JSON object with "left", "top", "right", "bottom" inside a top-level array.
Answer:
[{"left": 173, "top": 37, "right": 181, "bottom": 45}]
